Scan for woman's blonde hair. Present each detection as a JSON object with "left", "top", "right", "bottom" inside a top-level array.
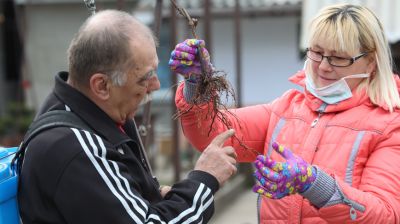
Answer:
[{"left": 307, "top": 3, "right": 400, "bottom": 112}]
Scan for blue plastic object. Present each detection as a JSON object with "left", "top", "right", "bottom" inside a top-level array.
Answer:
[{"left": 0, "top": 147, "right": 19, "bottom": 224}]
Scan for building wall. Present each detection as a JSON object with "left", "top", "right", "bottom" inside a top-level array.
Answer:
[
  {"left": 223, "top": 16, "right": 303, "bottom": 105},
  {"left": 21, "top": 2, "right": 136, "bottom": 109},
  {"left": 23, "top": 4, "right": 85, "bottom": 108}
]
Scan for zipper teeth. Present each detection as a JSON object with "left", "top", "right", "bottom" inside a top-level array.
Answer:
[
  {"left": 257, "top": 194, "right": 261, "bottom": 224},
  {"left": 343, "top": 198, "right": 365, "bottom": 211},
  {"left": 340, "top": 188, "right": 366, "bottom": 212}
]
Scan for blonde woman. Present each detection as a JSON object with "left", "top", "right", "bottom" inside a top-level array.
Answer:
[{"left": 170, "top": 3, "right": 400, "bottom": 223}]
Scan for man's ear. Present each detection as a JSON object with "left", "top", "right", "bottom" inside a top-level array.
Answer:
[{"left": 89, "top": 73, "right": 110, "bottom": 100}]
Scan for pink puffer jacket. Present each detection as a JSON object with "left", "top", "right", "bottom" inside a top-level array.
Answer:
[{"left": 175, "top": 71, "right": 400, "bottom": 223}]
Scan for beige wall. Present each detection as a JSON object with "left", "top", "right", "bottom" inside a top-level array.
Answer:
[{"left": 20, "top": 2, "right": 136, "bottom": 109}]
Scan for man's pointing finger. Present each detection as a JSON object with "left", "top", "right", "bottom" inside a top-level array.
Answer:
[{"left": 210, "top": 129, "right": 235, "bottom": 147}]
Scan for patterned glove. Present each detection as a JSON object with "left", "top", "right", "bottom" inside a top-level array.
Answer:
[
  {"left": 169, "top": 39, "right": 214, "bottom": 82},
  {"left": 252, "top": 142, "right": 316, "bottom": 199}
]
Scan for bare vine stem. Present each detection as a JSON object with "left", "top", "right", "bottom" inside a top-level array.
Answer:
[
  {"left": 170, "top": 0, "right": 198, "bottom": 38},
  {"left": 169, "top": 0, "right": 211, "bottom": 78}
]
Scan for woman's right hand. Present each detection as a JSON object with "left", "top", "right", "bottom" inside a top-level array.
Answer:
[
  {"left": 169, "top": 39, "right": 214, "bottom": 82},
  {"left": 252, "top": 142, "right": 316, "bottom": 199}
]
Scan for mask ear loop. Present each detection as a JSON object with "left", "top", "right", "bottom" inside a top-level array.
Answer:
[
  {"left": 303, "top": 59, "right": 308, "bottom": 70},
  {"left": 343, "top": 73, "right": 371, "bottom": 80}
]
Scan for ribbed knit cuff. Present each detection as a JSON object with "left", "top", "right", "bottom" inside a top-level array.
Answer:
[
  {"left": 300, "top": 166, "right": 336, "bottom": 208},
  {"left": 188, "top": 170, "right": 219, "bottom": 194},
  {"left": 183, "top": 80, "right": 199, "bottom": 103}
]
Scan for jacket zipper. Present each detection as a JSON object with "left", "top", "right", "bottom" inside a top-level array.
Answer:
[{"left": 306, "top": 103, "right": 328, "bottom": 221}]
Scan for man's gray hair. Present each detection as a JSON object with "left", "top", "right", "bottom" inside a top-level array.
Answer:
[{"left": 67, "top": 10, "right": 153, "bottom": 87}]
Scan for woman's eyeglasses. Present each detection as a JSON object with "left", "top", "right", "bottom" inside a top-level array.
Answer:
[{"left": 306, "top": 48, "right": 368, "bottom": 67}]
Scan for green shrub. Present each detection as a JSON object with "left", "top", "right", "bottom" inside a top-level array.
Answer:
[{"left": 0, "top": 102, "right": 34, "bottom": 143}]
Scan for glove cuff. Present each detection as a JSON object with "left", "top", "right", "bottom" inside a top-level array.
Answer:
[
  {"left": 183, "top": 80, "right": 199, "bottom": 103},
  {"left": 300, "top": 166, "right": 336, "bottom": 208},
  {"left": 183, "top": 80, "right": 212, "bottom": 104}
]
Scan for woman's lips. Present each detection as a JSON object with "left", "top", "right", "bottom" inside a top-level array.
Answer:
[
  {"left": 316, "top": 75, "right": 338, "bottom": 87},
  {"left": 319, "top": 75, "right": 337, "bottom": 81}
]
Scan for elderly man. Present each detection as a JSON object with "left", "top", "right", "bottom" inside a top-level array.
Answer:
[{"left": 18, "top": 10, "right": 237, "bottom": 224}]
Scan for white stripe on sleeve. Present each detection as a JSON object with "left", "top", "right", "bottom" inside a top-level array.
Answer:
[{"left": 71, "top": 128, "right": 143, "bottom": 223}]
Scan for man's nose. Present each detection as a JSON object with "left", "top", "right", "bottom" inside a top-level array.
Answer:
[{"left": 147, "top": 75, "right": 160, "bottom": 92}]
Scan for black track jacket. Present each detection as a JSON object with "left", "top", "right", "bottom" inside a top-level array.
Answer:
[{"left": 18, "top": 72, "right": 219, "bottom": 223}]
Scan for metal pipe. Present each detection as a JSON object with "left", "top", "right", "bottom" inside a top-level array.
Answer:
[
  {"left": 204, "top": 0, "right": 212, "bottom": 57},
  {"left": 139, "top": 0, "right": 163, "bottom": 150},
  {"left": 153, "top": 0, "right": 163, "bottom": 38},
  {"left": 234, "top": 0, "right": 242, "bottom": 107},
  {"left": 170, "top": 1, "right": 181, "bottom": 182}
]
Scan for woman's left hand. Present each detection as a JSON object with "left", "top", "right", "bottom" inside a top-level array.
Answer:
[
  {"left": 252, "top": 142, "right": 316, "bottom": 199},
  {"left": 168, "top": 39, "right": 213, "bottom": 81}
]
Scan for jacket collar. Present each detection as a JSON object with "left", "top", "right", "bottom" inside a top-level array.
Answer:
[
  {"left": 54, "top": 72, "right": 133, "bottom": 147},
  {"left": 289, "top": 70, "right": 371, "bottom": 113}
]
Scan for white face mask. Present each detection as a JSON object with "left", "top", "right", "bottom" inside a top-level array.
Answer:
[{"left": 305, "top": 71, "right": 370, "bottom": 105}]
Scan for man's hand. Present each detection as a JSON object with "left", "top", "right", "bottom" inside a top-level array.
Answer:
[
  {"left": 194, "top": 129, "right": 237, "bottom": 186},
  {"left": 252, "top": 142, "right": 316, "bottom": 199},
  {"left": 169, "top": 39, "right": 214, "bottom": 82}
]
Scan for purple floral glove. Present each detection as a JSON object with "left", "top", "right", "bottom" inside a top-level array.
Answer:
[
  {"left": 252, "top": 142, "right": 316, "bottom": 199},
  {"left": 169, "top": 39, "right": 214, "bottom": 82}
]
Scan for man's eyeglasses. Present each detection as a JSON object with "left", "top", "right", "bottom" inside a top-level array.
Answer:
[{"left": 306, "top": 48, "right": 368, "bottom": 67}]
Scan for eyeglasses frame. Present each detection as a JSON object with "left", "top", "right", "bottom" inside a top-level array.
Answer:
[{"left": 305, "top": 48, "right": 369, "bottom": 67}]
